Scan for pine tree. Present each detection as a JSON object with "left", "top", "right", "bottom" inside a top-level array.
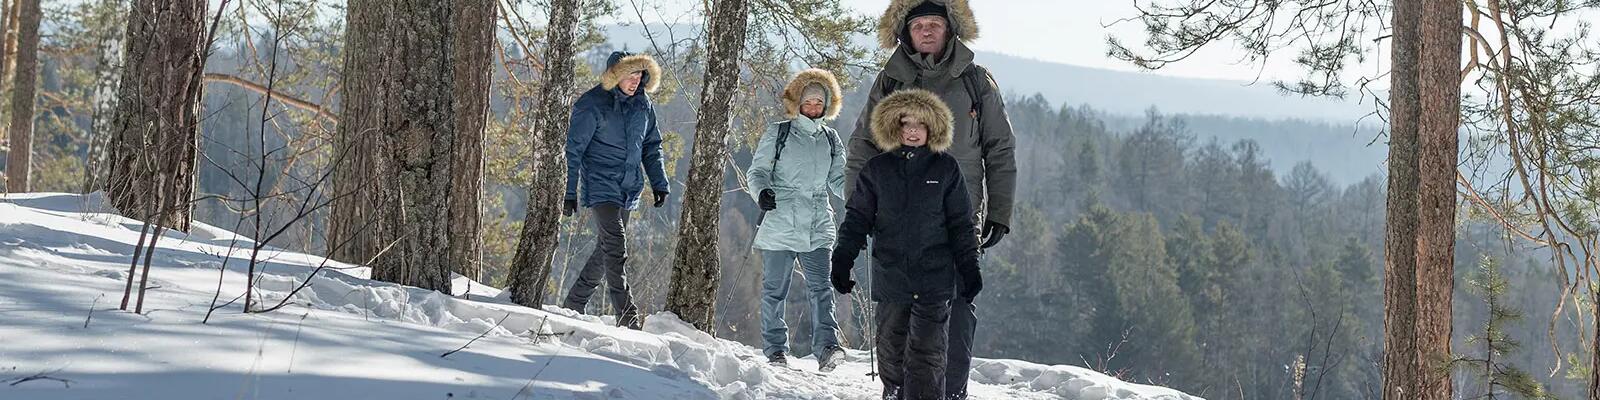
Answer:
[
  {"left": 1464, "top": 255, "right": 1553, "bottom": 400},
  {"left": 2, "top": 0, "right": 37, "bottom": 192},
  {"left": 1060, "top": 202, "right": 1120, "bottom": 368},
  {"left": 1063, "top": 203, "right": 1199, "bottom": 381},
  {"left": 666, "top": 0, "right": 750, "bottom": 331},
  {"left": 507, "top": 0, "right": 583, "bottom": 307},
  {"left": 330, "top": 0, "right": 459, "bottom": 293},
  {"left": 1114, "top": 108, "right": 1189, "bottom": 220},
  {"left": 104, "top": 0, "right": 209, "bottom": 232},
  {"left": 326, "top": 0, "right": 392, "bottom": 266},
  {"left": 1413, "top": 1, "right": 1464, "bottom": 397},
  {"left": 1108, "top": 212, "right": 1200, "bottom": 381},
  {"left": 369, "top": 0, "right": 458, "bottom": 293},
  {"left": 446, "top": 0, "right": 496, "bottom": 281}
]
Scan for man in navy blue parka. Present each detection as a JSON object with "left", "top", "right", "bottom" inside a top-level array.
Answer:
[{"left": 561, "top": 51, "right": 669, "bottom": 329}]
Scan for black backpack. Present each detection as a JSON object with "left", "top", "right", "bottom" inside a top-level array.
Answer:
[
  {"left": 881, "top": 64, "right": 994, "bottom": 123},
  {"left": 771, "top": 121, "right": 840, "bottom": 171}
]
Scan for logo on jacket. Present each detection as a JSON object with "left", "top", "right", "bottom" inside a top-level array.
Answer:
[{"left": 926, "top": 180, "right": 939, "bottom": 184}]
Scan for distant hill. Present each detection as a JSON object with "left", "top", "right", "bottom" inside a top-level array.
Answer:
[
  {"left": 974, "top": 51, "right": 1373, "bottom": 121},
  {"left": 600, "top": 23, "right": 1387, "bottom": 185}
]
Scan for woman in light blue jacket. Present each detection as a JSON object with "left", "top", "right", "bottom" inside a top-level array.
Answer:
[{"left": 746, "top": 68, "right": 848, "bottom": 371}]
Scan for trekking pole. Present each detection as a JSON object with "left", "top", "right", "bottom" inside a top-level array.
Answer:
[
  {"left": 713, "top": 209, "right": 761, "bottom": 339},
  {"left": 848, "top": 242, "right": 877, "bottom": 381}
]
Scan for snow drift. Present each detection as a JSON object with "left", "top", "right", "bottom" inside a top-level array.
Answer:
[{"left": 0, "top": 192, "right": 1202, "bottom": 399}]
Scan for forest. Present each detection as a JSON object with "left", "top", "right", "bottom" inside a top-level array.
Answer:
[{"left": 1, "top": 0, "right": 1597, "bottom": 399}]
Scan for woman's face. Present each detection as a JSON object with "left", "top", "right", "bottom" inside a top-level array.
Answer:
[
  {"left": 801, "top": 98, "right": 825, "bottom": 119},
  {"left": 899, "top": 115, "right": 928, "bottom": 147}
]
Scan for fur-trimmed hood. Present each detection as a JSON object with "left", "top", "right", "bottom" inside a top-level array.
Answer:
[
  {"left": 871, "top": 89, "right": 953, "bottom": 153},
  {"left": 876, "top": 0, "right": 979, "bottom": 49},
  {"left": 781, "top": 68, "right": 843, "bottom": 120},
  {"left": 600, "top": 52, "right": 662, "bottom": 94}
]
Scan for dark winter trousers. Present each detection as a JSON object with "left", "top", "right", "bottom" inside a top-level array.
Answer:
[
  {"left": 876, "top": 300, "right": 951, "bottom": 400},
  {"left": 562, "top": 204, "right": 639, "bottom": 328},
  {"left": 945, "top": 297, "right": 976, "bottom": 399}
]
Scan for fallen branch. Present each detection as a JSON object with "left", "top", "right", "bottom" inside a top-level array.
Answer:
[
  {"left": 7, "top": 370, "right": 72, "bottom": 388},
  {"left": 441, "top": 312, "right": 512, "bottom": 358}
]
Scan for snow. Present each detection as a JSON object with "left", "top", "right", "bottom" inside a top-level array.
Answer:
[{"left": 0, "top": 192, "right": 1204, "bottom": 400}]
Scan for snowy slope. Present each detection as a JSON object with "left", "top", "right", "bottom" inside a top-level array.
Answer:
[{"left": 0, "top": 192, "right": 1203, "bottom": 400}]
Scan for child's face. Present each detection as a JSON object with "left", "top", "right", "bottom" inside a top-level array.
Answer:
[{"left": 899, "top": 116, "right": 927, "bottom": 147}]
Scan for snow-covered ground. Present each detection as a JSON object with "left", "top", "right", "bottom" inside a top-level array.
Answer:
[{"left": 0, "top": 192, "right": 1203, "bottom": 400}]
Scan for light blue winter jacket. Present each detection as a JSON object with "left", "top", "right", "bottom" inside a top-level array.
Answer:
[{"left": 747, "top": 116, "right": 846, "bottom": 252}]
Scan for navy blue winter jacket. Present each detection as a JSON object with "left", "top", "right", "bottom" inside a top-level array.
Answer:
[{"left": 565, "top": 85, "right": 669, "bottom": 210}]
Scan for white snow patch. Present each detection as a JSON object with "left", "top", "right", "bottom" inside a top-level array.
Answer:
[{"left": 0, "top": 192, "right": 1204, "bottom": 400}]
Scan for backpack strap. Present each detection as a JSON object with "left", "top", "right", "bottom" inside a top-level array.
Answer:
[
  {"left": 823, "top": 127, "right": 840, "bottom": 158},
  {"left": 772, "top": 121, "right": 792, "bottom": 173},
  {"left": 880, "top": 75, "right": 901, "bottom": 98},
  {"left": 960, "top": 64, "right": 991, "bottom": 122}
]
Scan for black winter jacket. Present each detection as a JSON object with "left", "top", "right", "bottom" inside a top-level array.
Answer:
[{"left": 834, "top": 145, "right": 981, "bottom": 303}]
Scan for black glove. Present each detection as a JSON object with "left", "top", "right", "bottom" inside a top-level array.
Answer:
[
  {"left": 653, "top": 191, "right": 668, "bottom": 208},
  {"left": 562, "top": 199, "right": 577, "bottom": 217},
  {"left": 830, "top": 254, "right": 856, "bottom": 294},
  {"left": 959, "top": 267, "right": 983, "bottom": 299},
  {"left": 980, "top": 221, "right": 1009, "bottom": 249},
  {"left": 758, "top": 189, "right": 777, "bottom": 211}
]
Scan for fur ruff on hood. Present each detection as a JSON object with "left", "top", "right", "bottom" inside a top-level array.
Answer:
[
  {"left": 876, "top": 0, "right": 979, "bottom": 49},
  {"left": 781, "top": 68, "right": 844, "bottom": 119},
  {"left": 600, "top": 53, "right": 663, "bottom": 93},
  {"left": 870, "top": 89, "right": 954, "bottom": 153}
]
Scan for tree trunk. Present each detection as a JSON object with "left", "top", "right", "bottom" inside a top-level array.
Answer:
[
  {"left": 1413, "top": 0, "right": 1461, "bottom": 397},
  {"left": 328, "top": 0, "right": 393, "bottom": 266},
  {"left": 0, "top": 0, "right": 17, "bottom": 96},
  {"left": 0, "top": 0, "right": 13, "bottom": 181},
  {"left": 366, "top": 0, "right": 456, "bottom": 293},
  {"left": 81, "top": 0, "right": 125, "bottom": 195},
  {"left": 446, "top": 0, "right": 493, "bottom": 282},
  {"left": 1380, "top": 0, "right": 1422, "bottom": 398},
  {"left": 666, "top": 0, "right": 750, "bottom": 332},
  {"left": 507, "top": 0, "right": 581, "bottom": 307},
  {"left": 3, "top": 0, "right": 36, "bottom": 192},
  {"left": 104, "top": 0, "right": 207, "bottom": 232}
]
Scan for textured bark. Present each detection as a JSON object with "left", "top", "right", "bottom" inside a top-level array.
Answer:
[
  {"left": 507, "top": 0, "right": 581, "bottom": 307},
  {"left": 3, "top": 0, "right": 37, "bottom": 192},
  {"left": 0, "top": 0, "right": 10, "bottom": 82},
  {"left": 1413, "top": 0, "right": 1460, "bottom": 398},
  {"left": 365, "top": 0, "right": 456, "bottom": 293},
  {"left": 1380, "top": 1, "right": 1422, "bottom": 398},
  {"left": 327, "top": 0, "right": 393, "bottom": 266},
  {"left": 446, "top": 0, "right": 494, "bottom": 281},
  {"left": 0, "top": 0, "right": 17, "bottom": 97},
  {"left": 666, "top": 0, "right": 749, "bottom": 332},
  {"left": 103, "top": 0, "right": 208, "bottom": 232}
]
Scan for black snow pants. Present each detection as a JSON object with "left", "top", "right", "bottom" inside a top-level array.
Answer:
[
  {"left": 876, "top": 300, "right": 951, "bottom": 400},
  {"left": 562, "top": 204, "right": 639, "bottom": 328}
]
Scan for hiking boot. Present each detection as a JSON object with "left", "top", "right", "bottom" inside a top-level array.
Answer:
[
  {"left": 818, "top": 345, "right": 846, "bottom": 372},
  {"left": 617, "top": 313, "right": 642, "bottom": 330},
  {"left": 767, "top": 351, "right": 788, "bottom": 367}
]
